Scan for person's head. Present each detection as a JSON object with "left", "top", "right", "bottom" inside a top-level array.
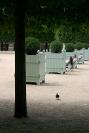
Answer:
[
  {"left": 74, "top": 54, "right": 76, "bottom": 58},
  {"left": 70, "top": 56, "right": 73, "bottom": 62},
  {"left": 70, "top": 56, "right": 73, "bottom": 59}
]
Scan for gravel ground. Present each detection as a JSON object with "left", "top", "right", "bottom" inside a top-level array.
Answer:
[{"left": 0, "top": 53, "right": 89, "bottom": 133}]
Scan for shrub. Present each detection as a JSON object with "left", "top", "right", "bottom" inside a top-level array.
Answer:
[
  {"left": 25, "top": 37, "right": 40, "bottom": 55},
  {"left": 81, "top": 43, "right": 89, "bottom": 49},
  {"left": 65, "top": 43, "right": 75, "bottom": 52},
  {"left": 84, "top": 43, "right": 89, "bottom": 49},
  {"left": 75, "top": 42, "right": 84, "bottom": 50},
  {"left": 50, "top": 40, "right": 62, "bottom": 53},
  {"left": 75, "top": 42, "right": 89, "bottom": 50}
]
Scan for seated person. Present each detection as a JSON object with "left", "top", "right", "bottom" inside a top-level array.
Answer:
[{"left": 69, "top": 56, "right": 73, "bottom": 69}]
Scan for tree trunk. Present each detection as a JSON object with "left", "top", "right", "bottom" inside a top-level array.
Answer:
[
  {"left": 1, "top": 41, "right": 3, "bottom": 51},
  {"left": 14, "top": 0, "right": 27, "bottom": 118}
]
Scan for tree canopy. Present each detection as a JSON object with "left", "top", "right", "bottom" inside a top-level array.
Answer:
[{"left": 0, "top": 0, "right": 89, "bottom": 43}]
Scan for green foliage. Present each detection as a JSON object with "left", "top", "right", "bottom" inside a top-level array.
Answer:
[
  {"left": 1, "top": 0, "right": 89, "bottom": 45},
  {"left": 75, "top": 42, "right": 89, "bottom": 50},
  {"left": 56, "top": 24, "right": 73, "bottom": 43},
  {"left": 83, "top": 43, "right": 89, "bottom": 49},
  {"left": 25, "top": 18, "right": 55, "bottom": 43},
  {"left": 26, "top": 31, "right": 54, "bottom": 43},
  {"left": 0, "top": 15, "right": 15, "bottom": 43},
  {"left": 75, "top": 42, "right": 83, "bottom": 50},
  {"left": 50, "top": 40, "right": 62, "bottom": 53},
  {"left": 65, "top": 43, "right": 75, "bottom": 52},
  {"left": 0, "top": 31, "right": 15, "bottom": 43},
  {"left": 26, "top": 0, "right": 89, "bottom": 22},
  {"left": 25, "top": 37, "right": 40, "bottom": 55},
  {"left": 54, "top": 21, "right": 89, "bottom": 44}
]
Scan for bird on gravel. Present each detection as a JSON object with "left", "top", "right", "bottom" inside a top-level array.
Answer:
[{"left": 56, "top": 93, "right": 60, "bottom": 100}]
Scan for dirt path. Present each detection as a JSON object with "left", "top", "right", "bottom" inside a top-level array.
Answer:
[{"left": 0, "top": 54, "right": 89, "bottom": 133}]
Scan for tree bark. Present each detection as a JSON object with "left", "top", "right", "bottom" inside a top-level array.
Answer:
[
  {"left": 1, "top": 41, "right": 3, "bottom": 51},
  {"left": 14, "top": 0, "right": 27, "bottom": 118}
]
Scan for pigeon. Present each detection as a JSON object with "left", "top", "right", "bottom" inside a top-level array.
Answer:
[{"left": 56, "top": 93, "right": 60, "bottom": 100}]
